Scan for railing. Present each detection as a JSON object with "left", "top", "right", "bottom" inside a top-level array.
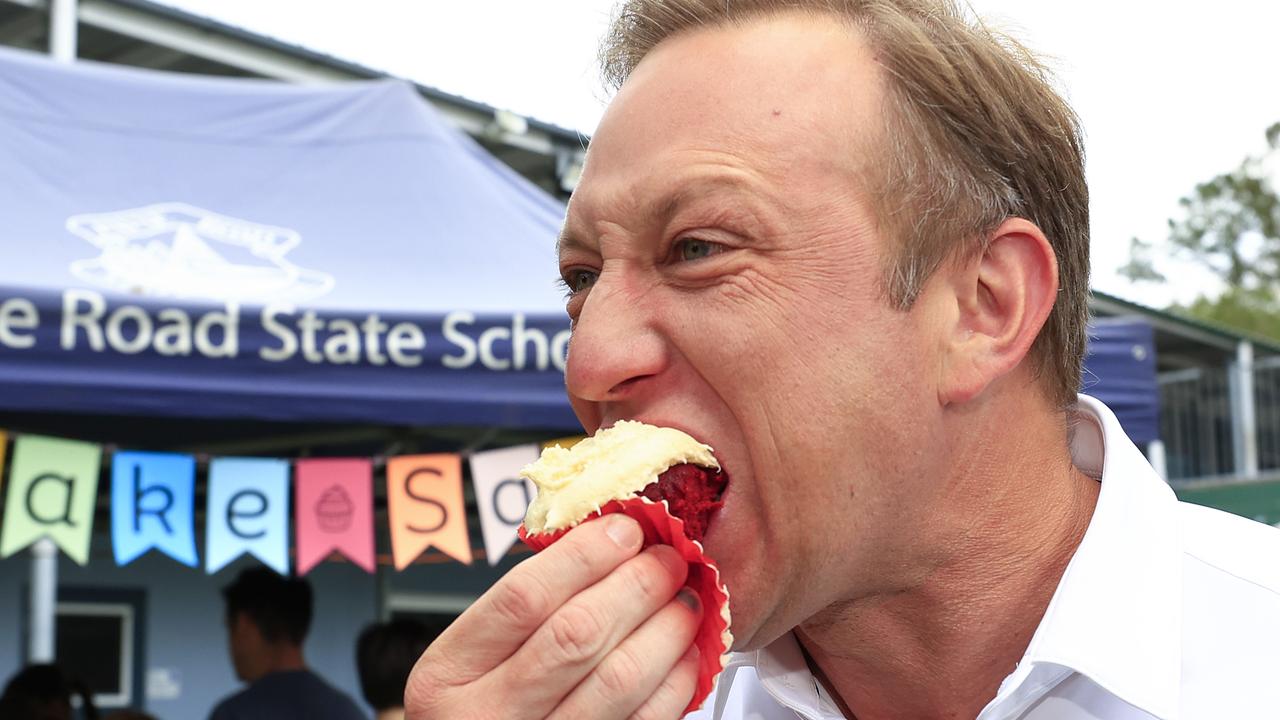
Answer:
[
  {"left": 1160, "top": 367, "right": 1235, "bottom": 480},
  {"left": 1159, "top": 356, "right": 1280, "bottom": 482},
  {"left": 1252, "top": 358, "right": 1280, "bottom": 473}
]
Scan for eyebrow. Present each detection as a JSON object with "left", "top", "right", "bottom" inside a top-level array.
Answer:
[
  {"left": 555, "top": 227, "right": 591, "bottom": 258},
  {"left": 655, "top": 173, "right": 757, "bottom": 220},
  {"left": 557, "top": 172, "right": 765, "bottom": 257}
]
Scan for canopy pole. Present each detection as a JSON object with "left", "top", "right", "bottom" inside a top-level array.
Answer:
[
  {"left": 50, "top": 0, "right": 77, "bottom": 63},
  {"left": 1232, "top": 341, "right": 1259, "bottom": 478},
  {"left": 31, "top": 0, "right": 75, "bottom": 666},
  {"left": 29, "top": 538, "right": 58, "bottom": 662},
  {"left": 1147, "top": 440, "right": 1168, "bottom": 481}
]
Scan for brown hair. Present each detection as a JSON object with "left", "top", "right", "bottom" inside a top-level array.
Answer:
[{"left": 600, "top": 0, "right": 1089, "bottom": 406}]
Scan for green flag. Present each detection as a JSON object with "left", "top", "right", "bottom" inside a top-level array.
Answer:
[{"left": 0, "top": 435, "right": 102, "bottom": 565}]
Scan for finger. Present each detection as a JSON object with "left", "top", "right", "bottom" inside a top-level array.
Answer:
[
  {"left": 630, "top": 642, "right": 701, "bottom": 720},
  {"left": 548, "top": 587, "right": 702, "bottom": 720},
  {"left": 418, "top": 514, "right": 644, "bottom": 685},
  {"left": 488, "top": 544, "right": 690, "bottom": 719}
]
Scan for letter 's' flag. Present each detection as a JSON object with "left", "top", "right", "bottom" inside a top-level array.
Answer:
[{"left": 386, "top": 454, "right": 471, "bottom": 569}]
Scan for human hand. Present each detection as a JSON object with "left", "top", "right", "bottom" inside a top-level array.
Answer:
[{"left": 405, "top": 513, "right": 704, "bottom": 720}]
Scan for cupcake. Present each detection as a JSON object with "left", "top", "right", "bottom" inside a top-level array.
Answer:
[{"left": 519, "top": 421, "right": 732, "bottom": 715}]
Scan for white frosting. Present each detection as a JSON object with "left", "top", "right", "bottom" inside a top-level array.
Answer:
[{"left": 521, "top": 421, "right": 719, "bottom": 533}]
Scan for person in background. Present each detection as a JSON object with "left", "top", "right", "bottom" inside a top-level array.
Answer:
[
  {"left": 355, "top": 619, "right": 440, "bottom": 720},
  {"left": 0, "top": 663, "right": 97, "bottom": 720},
  {"left": 208, "top": 567, "right": 364, "bottom": 720}
]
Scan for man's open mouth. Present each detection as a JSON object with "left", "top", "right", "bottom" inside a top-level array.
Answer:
[{"left": 636, "top": 463, "right": 728, "bottom": 542}]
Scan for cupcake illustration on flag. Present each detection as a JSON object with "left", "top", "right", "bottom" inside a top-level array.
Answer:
[{"left": 315, "top": 485, "right": 355, "bottom": 534}]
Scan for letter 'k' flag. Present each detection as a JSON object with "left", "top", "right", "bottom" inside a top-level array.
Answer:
[
  {"left": 387, "top": 454, "right": 472, "bottom": 569},
  {"left": 205, "top": 458, "right": 290, "bottom": 575},
  {"left": 111, "top": 452, "right": 198, "bottom": 567},
  {"left": 0, "top": 435, "right": 102, "bottom": 565}
]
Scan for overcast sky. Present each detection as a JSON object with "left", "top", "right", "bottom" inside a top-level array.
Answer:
[{"left": 166, "top": 0, "right": 1280, "bottom": 308}]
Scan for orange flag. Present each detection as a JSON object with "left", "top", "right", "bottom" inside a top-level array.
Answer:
[{"left": 386, "top": 454, "right": 472, "bottom": 569}]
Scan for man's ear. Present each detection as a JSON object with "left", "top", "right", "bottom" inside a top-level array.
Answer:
[
  {"left": 230, "top": 612, "right": 258, "bottom": 641},
  {"left": 938, "top": 218, "right": 1058, "bottom": 406}
]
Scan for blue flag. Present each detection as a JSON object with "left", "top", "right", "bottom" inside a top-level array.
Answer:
[
  {"left": 111, "top": 452, "right": 198, "bottom": 567},
  {"left": 206, "top": 458, "right": 290, "bottom": 575}
]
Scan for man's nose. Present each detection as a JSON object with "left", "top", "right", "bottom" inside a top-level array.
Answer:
[{"left": 565, "top": 272, "right": 669, "bottom": 407}]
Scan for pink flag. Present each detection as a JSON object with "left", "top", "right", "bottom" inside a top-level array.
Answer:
[{"left": 294, "top": 458, "right": 375, "bottom": 575}]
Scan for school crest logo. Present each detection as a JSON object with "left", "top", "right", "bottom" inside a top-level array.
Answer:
[{"left": 65, "top": 202, "right": 334, "bottom": 303}]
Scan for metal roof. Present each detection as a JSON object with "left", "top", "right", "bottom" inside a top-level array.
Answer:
[
  {"left": 107, "top": 0, "right": 588, "bottom": 144},
  {"left": 1091, "top": 289, "right": 1280, "bottom": 359},
  {"left": 0, "top": 0, "right": 588, "bottom": 197}
]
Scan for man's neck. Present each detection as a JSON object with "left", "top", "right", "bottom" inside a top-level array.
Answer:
[
  {"left": 252, "top": 645, "right": 307, "bottom": 681},
  {"left": 795, "top": 401, "right": 1101, "bottom": 720}
]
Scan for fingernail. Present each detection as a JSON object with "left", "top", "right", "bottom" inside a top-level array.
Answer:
[
  {"left": 677, "top": 587, "right": 701, "bottom": 612},
  {"left": 604, "top": 514, "right": 641, "bottom": 548}
]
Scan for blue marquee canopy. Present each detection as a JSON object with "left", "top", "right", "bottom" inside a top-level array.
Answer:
[
  {"left": 0, "top": 46, "right": 577, "bottom": 429},
  {"left": 1083, "top": 317, "right": 1159, "bottom": 445}
]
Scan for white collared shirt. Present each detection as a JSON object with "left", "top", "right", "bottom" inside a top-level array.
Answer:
[{"left": 686, "top": 395, "right": 1280, "bottom": 719}]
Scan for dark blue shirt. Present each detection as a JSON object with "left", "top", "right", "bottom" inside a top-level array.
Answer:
[{"left": 208, "top": 669, "right": 366, "bottom": 720}]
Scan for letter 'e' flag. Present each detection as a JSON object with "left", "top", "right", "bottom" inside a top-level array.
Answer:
[
  {"left": 386, "top": 454, "right": 471, "bottom": 569},
  {"left": 110, "top": 452, "right": 198, "bottom": 567},
  {"left": 205, "top": 458, "right": 290, "bottom": 575},
  {"left": 294, "top": 458, "right": 375, "bottom": 575},
  {"left": 0, "top": 435, "right": 102, "bottom": 565},
  {"left": 470, "top": 445, "right": 539, "bottom": 566}
]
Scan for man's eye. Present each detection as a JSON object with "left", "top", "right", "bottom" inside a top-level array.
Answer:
[
  {"left": 562, "top": 269, "right": 598, "bottom": 294},
  {"left": 675, "top": 238, "right": 723, "bottom": 262}
]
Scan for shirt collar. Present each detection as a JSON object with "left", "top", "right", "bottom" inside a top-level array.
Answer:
[
  {"left": 999, "top": 394, "right": 1182, "bottom": 718},
  {"left": 719, "top": 395, "right": 1183, "bottom": 720}
]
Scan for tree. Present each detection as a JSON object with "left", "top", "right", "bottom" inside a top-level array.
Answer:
[{"left": 1121, "top": 122, "right": 1280, "bottom": 339}]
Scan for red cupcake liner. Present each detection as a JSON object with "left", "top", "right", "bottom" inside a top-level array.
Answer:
[{"left": 519, "top": 497, "right": 732, "bottom": 715}]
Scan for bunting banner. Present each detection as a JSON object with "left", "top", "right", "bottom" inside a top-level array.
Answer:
[
  {"left": 111, "top": 451, "right": 198, "bottom": 567},
  {"left": 294, "top": 458, "right": 375, "bottom": 576},
  {"left": 387, "top": 454, "right": 472, "bottom": 569},
  {"left": 205, "top": 457, "right": 290, "bottom": 575},
  {"left": 0, "top": 435, "right": 102, "bottom": 565},
  {"left": 470, "top": 444, "right": 539, "bottom": 566},
  {"left": 0, "top": 430, "right": 570, "bottom": 573}
]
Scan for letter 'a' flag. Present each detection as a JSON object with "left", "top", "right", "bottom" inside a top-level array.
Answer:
[
  {"left": 111, "top": 452, "right": 198, "bottom": 567},
  {"left": 294, "top": 458, "right": 375, "bottom": 575},
  {"left": 470, "top": 445, "right": 539, "bottom": 566},
  {"left": 205, "top": 458, "right": 290, "bottom": 575},
  {"left": 386, "top": 454, "right": 472, "bottom": 569},
  {"left": 0, "top": 435, "right": 102, "bottom": 565}
]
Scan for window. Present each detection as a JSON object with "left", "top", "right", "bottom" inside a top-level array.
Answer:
[
  {"left": 385, "top": 591, "right": 469, "bottom": 637},
  {"left": 51, "top": 588, "right": 146, "bottom": 711}
]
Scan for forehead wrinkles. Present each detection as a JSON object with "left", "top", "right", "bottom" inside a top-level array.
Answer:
[{"left": 580, "top": 153, "right": 771, "bottom": 219}]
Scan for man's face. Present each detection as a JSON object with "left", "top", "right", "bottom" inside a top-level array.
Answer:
[{"left": 560, "top": 15, "right": 952, "bottom": 649}]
